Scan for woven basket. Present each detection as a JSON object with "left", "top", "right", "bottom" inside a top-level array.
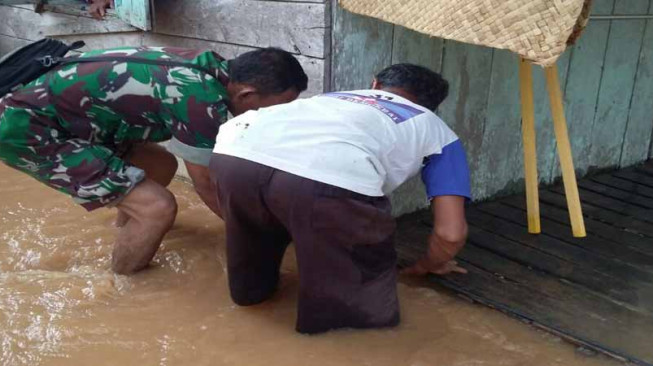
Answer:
[{"left": 339, "top": 0, "right": 593, "bottom": 67}]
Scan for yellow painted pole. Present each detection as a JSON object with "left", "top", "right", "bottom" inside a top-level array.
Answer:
[
  {"left": 544, "top": 65, "right": 586, "bottom": 238},
  {"left": 518, "top": 58, "right": 541, "bottom": 234}
]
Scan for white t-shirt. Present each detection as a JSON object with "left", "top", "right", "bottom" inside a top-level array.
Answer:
[{"left": 213, "top": 90, "right": 464, "bottom": 197}]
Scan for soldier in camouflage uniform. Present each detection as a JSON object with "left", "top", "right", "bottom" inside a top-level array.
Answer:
[{"left": 0, "top": 46, "right": 308, "bottom": 274}]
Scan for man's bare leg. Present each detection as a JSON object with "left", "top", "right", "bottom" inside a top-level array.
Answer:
[
  {"left": 116, "top": 143, "right": 178, "bottom": 228},
  {"left": 112, "top": 179, "right": 178, "bottom": 274}
]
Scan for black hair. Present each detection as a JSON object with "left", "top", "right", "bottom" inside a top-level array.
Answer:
[
  {"left": 374, "top": 63, "right": 449, "bottom": 111},
  {"left": 229, "top": 47, "right": 308, "bottom": 95}
]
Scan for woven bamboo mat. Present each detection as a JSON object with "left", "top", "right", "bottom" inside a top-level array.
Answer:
[{"left": 339, "top": 0, "right": 593, "bottom": 66}]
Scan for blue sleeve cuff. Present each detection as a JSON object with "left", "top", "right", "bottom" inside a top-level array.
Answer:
[{"left": 421, "top": 139, "right": 472, "bottom": 201}]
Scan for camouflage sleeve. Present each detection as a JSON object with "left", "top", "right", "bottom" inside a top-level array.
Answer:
[
  {"left": 167, "top": 96, "right": 228, "bottom": 166},
  {"left": 158, "top": 50, "right": 230, "bottom": 166}
]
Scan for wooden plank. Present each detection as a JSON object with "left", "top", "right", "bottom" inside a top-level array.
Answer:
[
  {"left": 502, "top": 195, "right": 653, "bottom": 257},
  {"left": 387, "top": 26, "right": 444, "bottom": 215},
  {"left": 398, "top": 212, "right": 652, "bottom": 309},
  {"left": 578, "top": 179, "right": 653, "bottom": 209},
  {"left": 389, "top": 176, "right": 428, "bottom": 216},
  {"left": 433, "top": 247, "right": 653, "bottom": 366},
  {"left": 611, "top": 169, "right": 653, "bottom": 189},
  {"left": 477, "top": 201, "right": 653, "bottom": 268},
  {"left": 637, "top": 162, "right": 653, "bottom": 176},
  {"left": 550, "top": 185, "right": 653, "bottom": 223},
  {"left": 153, "top": 0, "right": 325, "bottom": 58},
  {"left": 53, "top": 32, "right": 144, "bottom": 52},
  {"left": 649, "top": 0, "right": 652, "bottom": 164},
  {"left": 331, "top": 6, "right": 392, "bottom": 90},
  {"left": 475, "top": 50, "right": 523, "bottom": 199},
  {"left": 390, "top": 25, "right": 443, "bottom": 72},
  {"left": 591, "top": 174, "right": 653, "bottom": 199},
  {"left": 438, "top": 41, "right": 493, "bottom": 200},
  {"left": 7, "top": 2, "right": 111, "bottom": 19},
  {"left": 590, "top": 0, "right": 615, "bottom": 15},
  {"left": 467, "top": 227, "right": 650, "bottom": 307},
  {"left": 589, "top": 13, "right": 648, "bottom": 168},
  {"left": 0, "top": 5, "right": 138, "bottom": 37},
  {"left": 540, "top": 189, "right": 653, "bottom": 237},
  {"left": 114, "top": 0, "right": 151, "bottom": 31},
  {"left": 621, "top": 17, "right": 653, "bottom": 166},
  {"left": 553, "top": 20, "right": 610, "bottom": 177},
  {"left": 398, "top": 206, "right": 653, "bottom": 284},
  {"left": 264, "top": 0, "right": 324, "bottom": 2},
  {"left": 143, "top": 33, "right": 325, "bottom": 97},
  {"left": 613, "top": 0, "right": 650, "bottom": 15},
  {"left": 462, "top": 207, "right": 653, "bottom": 281}
]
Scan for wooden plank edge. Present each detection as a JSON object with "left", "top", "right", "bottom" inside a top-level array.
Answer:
[{"left": 432, "top": 273, "right": 652, "bottom": 366}]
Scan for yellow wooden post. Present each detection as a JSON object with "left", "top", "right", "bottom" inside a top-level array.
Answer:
[
  {"left": 544, "top": 65, "right": 586, "bottom": 238},
  {"left": 518, "top": 58, "right": 541, "bottom": 234}
]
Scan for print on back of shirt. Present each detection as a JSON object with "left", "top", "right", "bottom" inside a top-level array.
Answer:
[{"left": 322, "top": 92, "right": 424, "bottom": 124}]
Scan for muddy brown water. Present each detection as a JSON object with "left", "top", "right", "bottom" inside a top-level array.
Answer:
[{"left": 0, "top": 164, "right": 621, "bottom": 366}]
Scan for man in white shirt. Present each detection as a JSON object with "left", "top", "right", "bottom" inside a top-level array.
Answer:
[{"left": 209, "top": 64, "right": 471, "bottom": 334}]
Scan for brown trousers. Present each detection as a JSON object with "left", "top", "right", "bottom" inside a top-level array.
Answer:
[{"left": 209, "top": 154, "right": 400, "bottom": 334}]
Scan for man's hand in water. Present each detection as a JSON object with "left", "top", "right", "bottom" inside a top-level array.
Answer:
[{"left": 88, "top": 0, "right": 111, "bottom": 20}]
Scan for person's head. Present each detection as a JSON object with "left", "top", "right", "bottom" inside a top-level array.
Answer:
[
  {"left": 227, "top": 47, "right": 308, "bottom": 116},
  {"left": 371, "top": 63, "right": 449, "bottom": 111}
]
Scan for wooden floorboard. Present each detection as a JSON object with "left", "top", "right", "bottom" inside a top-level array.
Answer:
[
  {"left": 636, "top": 163, "right": 653, "bottom": 177},
  {"left": 464, "top": 208, "right": 653, "bottom": 281},
  {"left": 538, "top": 190, "right": 653, "bottom": 238},
  {"left": 501, "top": 195, "right": 653, "bottom": 256},
  {"left": 550, "top": 185, "right": 653, "bottom": 224},
  {"left": 396, "top": 160, "right": 653, "bottom": 366},
  {"left": 578, "top": 179, "right": 653, "bottom": 209},
  {"left": 590, "top": 174, "right": 653, "bottom": 200},
  {"left": 613, "top": 169, "right": 653, "bottom": 189},
  {"left": 476, "top": 201, "right": 653, "bottom": 269}
]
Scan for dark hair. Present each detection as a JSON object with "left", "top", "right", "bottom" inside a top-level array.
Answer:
[
  {"left": 229, "top": 47, "right": 308, "bottom": 95},
  {"left": 374, "top": 63, "right": 449, "bottom": 111}
]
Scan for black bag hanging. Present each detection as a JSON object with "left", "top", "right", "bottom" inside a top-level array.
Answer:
[{"left": 0, "top": 38, "right": 85, "bottom": 98}]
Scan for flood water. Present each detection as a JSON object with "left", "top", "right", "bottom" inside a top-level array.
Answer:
[{"left": 0, "top": 163, "right": 622, "bottom": 366}]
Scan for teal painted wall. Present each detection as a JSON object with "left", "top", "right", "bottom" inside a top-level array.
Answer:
[{"left": 332, "top": 0, "right": 653, "bottom": 214}]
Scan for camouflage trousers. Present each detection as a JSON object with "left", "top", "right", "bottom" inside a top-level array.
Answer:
[{"left": 0, "top": 104, "right": 145, "bottom": 211}]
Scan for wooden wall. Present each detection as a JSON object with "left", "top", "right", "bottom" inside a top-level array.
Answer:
[
  {"left": 0, "top": 0, "right": 329, "bottom": 96},
  {"left": 332, "top": 0, "right": 653, "bottom": 214},
  {"left": 0, "top": 0, "right": 330, "bottom": 181}
]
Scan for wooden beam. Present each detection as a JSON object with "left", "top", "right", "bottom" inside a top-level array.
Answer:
[
  {"left": 518, "top": 58, "right": 540, "bottom": 234},
  {"left": 143, "top": 33, "right": 325, "bottom": 97},
  {"left": 545, "top": 65, "right": 586, "bottom": 237},
  {"left": 0, "top": 5, "right": 137, "bottom": 38},
  {"left": 153, "top": 0, "right": 326, "bottom": 58},
  {"left": 438, "top": 41, "right": 493, "bottom": 200}
]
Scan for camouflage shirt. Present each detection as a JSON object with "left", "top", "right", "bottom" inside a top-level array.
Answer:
[
  {"left": 0, "top": 46, "right": 229, "bottom": 210},
  {"left": 4, "top": 46, "right": 230, "bottom": 166}
]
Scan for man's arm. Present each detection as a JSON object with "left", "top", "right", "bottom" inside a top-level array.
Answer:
[
  {"left": 86, "top": 0, "right": 111, "bottom": 19},
  {"left": 403, "top": 196, "right": 468, "bottom": 275},
  {"left": 184, "top": 160, "right": 223, "bottom": 218},
  {"left": 404, "top": 138, "right": 471, "bottom": 275}
]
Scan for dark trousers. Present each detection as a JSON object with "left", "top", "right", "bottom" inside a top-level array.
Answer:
[{"left": 209, "top": 154, "right": 400, "bottom": 334}]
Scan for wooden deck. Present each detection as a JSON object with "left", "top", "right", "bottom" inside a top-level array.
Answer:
[{"left": 396, "top": 160, "right": 653, "bottom": 366}]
